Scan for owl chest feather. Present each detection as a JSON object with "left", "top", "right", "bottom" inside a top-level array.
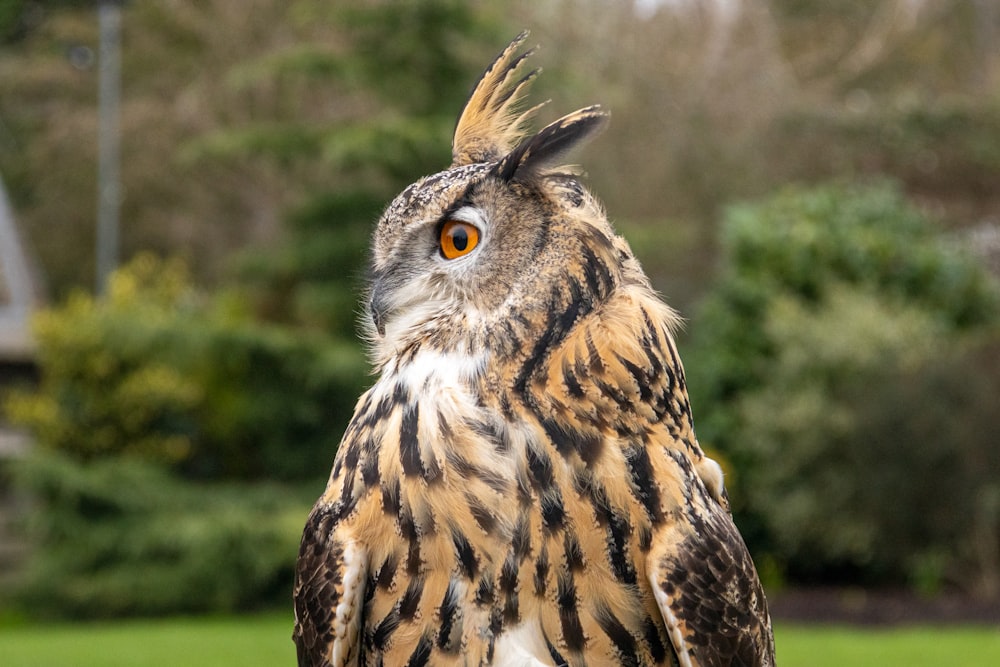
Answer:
[
  {"left": 321, "top": 348, "right": 524, "bottom": 664},
  {"left": 318, "top": 291, "right": 704, "bottom": 666}
]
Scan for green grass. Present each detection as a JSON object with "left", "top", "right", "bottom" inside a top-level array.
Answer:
[
  {"left": 1, "top": 615, "right": 998, "bottom": 666},
  {"left": 776, "top": 624, "right": 1000, "bottom": 667},
  {"left": 0, "top": 612, "right": 296, "bottom": 667}
]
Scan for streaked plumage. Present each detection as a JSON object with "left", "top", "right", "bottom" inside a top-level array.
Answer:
[{"left": 294, "top": 32, "right": 775, "bottom": 667}]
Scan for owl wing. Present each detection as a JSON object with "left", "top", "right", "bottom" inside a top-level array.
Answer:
[
  {"left": 647, "top": 478, "right": 775, "bottom": 667},
  {"left": 293, "top": 503, "right": 368, "bottom": 667}
]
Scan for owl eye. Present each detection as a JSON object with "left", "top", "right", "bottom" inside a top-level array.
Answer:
[{"left": 439, "top": 220, "right": 480, "bottom": 260}]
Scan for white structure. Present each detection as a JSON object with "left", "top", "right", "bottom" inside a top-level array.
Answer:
[
  {"left": 0, "top": 173, "right": 39, "bottom": 460},
  {"left": 0, "top": 174, "right": 39, "bottom": 361}
]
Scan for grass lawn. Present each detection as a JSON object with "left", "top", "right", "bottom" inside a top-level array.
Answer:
[
  {"left": 0, "top": 612, "right": 296, "bottom": 667},
  {"left": 1, "top": 614, "right": 998, "bottom": 666},
  {"left": 775, "top": 624, "right": 1000, "bottom": 667}
]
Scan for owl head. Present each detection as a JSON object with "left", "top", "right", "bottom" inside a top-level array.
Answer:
[{"left": 366, "top": 32, "right": 617, "bottom": 368}]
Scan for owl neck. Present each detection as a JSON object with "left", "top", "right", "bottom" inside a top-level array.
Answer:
[{"left": 479, "top": 279, "right": 696, "bottom": 447}]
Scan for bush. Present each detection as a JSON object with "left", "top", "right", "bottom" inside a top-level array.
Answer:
[
  {"left": 189, "top": 319, "right": 363, "bottom": 479},
  {"left": 5, "top": 254, "right": 367, "bottom": 480},
  {"left": 849, "top": 333, "right": 1000, "bottom": 596},
  {"left": 0, "top": 255, "right": 366, "bottom": 617},
  {"left": 689, "top": 181, "right": 999, "bottom": 460},
  {"left": 8, "top": 449, "right": 315, "bottom": 618},
  {"left": 740, "top": 301, "right": 1000, "bottom": 593},
  {"left": 716, "top": 180, "right": 996, "bottom": 327},
  {"left": 5, "top": 256, "right": 202, "bottom": 465},
  {"left": 736, "top": 288, "right": 937, "bottom": 578},
  {"left": 686, "top": 182, "right": 1000, "bottom": 592}
]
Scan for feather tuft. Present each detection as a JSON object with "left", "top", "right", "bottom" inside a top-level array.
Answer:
[
  {"left": 452, "top": 31, "right": 545, "bottom": 166},
  {"left": 494, "top": 105, "right": 610, "bottom": 183}
]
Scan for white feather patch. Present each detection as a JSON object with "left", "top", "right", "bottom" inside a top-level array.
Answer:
[
  {"left": 492, "top": 623, "right": 556, "bottom": 667},
  {"left": 695, "top": 455, "right": 728, "bottom": 508},
  {"left": 650, "top": 570, "right": 694, "bottom": 667},
  {"left": 393, "top": 348, "right": 486, "bottom": 392},
  {"left": 331, "top": 539, "right": 367, "bottom": 667}
]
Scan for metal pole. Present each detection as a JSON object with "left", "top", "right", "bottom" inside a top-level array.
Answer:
[{"left": 95, "top": 0, "right": 121, "bottom": 295}]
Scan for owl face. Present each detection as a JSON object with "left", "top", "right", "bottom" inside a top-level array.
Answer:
[{"left": 368, "top": 163, "right": 557, "bottom": 351}]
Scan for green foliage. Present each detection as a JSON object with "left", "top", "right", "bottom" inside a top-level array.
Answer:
[
  {"left": 737, "top": 288, "right": 941, "bottom": 573},
  {"left": 686, "top": 182, "right": 1000, "bottom": 591},
  {"left": 187, "top": 315, "right": 363, "bottom": 480},
  {"left": 720, "top": 181, "right": 997, "bottom": 326},
  {"left": 333, "top": 1, "right": 498, "bottom": 115},
  {"left": 8, "top": 449, "right": 312, "bottom": 618},
  {"left": 5, "top": 254, "right": 366, "bottom": 480},
  {"left": 236, "top": 190, "right": 382, "bottom": 336},
  {"left": 0, "top": 1, "right": 26, "bottom": 42},
  {"left": 1, "top": 254, "right": 364, "bottom": 618},
  {"left": 5, "top": 256, "right": 203, "bottom": 465},
  {"left": 690, "top": 182, "right": 998, "bottom": 441},
  {"left": 846, "top": 333, "right": 1000, "bottom": 594}
]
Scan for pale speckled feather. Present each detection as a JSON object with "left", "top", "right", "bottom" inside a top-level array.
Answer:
[{"left": 294, "top": 32, "right": 775, "bottom": 667}]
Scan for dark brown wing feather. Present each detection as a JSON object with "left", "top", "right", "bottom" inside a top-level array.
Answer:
[
  {"left": 650, "top": 472, "right": 775, "bottom": 667},
  {"left": 293, "top": 503, "right": 356, "bottom": 667}
]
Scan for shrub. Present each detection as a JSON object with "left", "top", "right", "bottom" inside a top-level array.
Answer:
[
  {"left": 849, "top": 333, "right": 1000, "bottom": 596},
  {"left": 740, "top": 300, "right": 1000, "bottom": 593},
  {"left": 737, "top": 288, "right": 939, "bottom": 577},
  {"left": 5, "top": 256, "right": 203, "bottom": 465},
  {"left": 685, "top": 182, "right": 1000, "bottom": 592},
  {"left": 1, "top": 255, "right": 366, "bottom": 617},
  {"left": 689, "top": 182, "right": 999, "bottom": 466},
  {"left": 8, "top": 449, "right": 315, "bottom": 618},
  {"left": 5, "top": 254, "right": 367, "bottom": 480},
  {"left": 186, "top": 317, "right": 364, "bottom": 479}
]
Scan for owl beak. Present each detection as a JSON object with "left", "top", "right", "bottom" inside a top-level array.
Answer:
[{"left": 369, "top": 292, "right": 387, "bottom": 337}]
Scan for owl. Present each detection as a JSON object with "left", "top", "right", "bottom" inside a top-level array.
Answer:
[{"left": 293, "top": 32, "right": 775, "bottom": 667}]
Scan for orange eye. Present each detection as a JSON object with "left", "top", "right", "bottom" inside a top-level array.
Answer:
[{"left": 439, "top": 220, "right": 480, "bottom": 260}]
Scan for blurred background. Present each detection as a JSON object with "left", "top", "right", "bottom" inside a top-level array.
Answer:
[{"left": 0, "top": 0, "right": 998, "bottom": 660}]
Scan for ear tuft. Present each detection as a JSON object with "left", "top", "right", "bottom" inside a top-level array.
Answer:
[
  {"left": 452, "top": 31, "right": 544, "bottom": 167},
  {"left": 494, "top": 105, "right": 609, "bottom": 183}
]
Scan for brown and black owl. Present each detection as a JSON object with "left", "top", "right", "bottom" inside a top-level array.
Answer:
[{"left": 293, "top": 32, "right": 775, "bottom": 667}]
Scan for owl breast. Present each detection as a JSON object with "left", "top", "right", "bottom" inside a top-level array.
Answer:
[
  {"left": 329, "top": 346, "right": 525, "bottom": 664},
  {"left": 325, "top": 293, "right": 679, "bottom": 666}
]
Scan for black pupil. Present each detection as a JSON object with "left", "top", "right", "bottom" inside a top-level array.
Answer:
[{"left": 451, "top": 227, "right": 468, "bottom": 251}]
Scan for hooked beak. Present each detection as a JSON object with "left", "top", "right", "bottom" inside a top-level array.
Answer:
[{"left": 369, "top": 289, "right": 388, "bottom": 337}]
